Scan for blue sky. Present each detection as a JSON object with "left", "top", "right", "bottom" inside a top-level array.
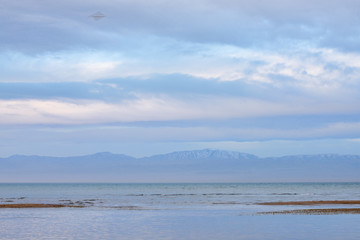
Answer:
[{"left": 1, "top": 0, "right": 360, "bottom": 157}]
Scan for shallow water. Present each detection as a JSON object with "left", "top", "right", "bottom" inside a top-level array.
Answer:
[
  {"left": 0, "top": 183, "right": 359, "bottom": 239},
  {"left": 1, "top": 183, "right": 359, "bottom": 210},
  {"left": 1, "top": 208, "right": 360, "bottom": 240}
]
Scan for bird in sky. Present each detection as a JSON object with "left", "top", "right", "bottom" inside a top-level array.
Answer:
[{"left": 89, "top": 11, "right": 106, "bottom": 20}]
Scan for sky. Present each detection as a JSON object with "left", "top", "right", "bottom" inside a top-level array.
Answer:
[{"left": 1, "top": 0, "right": 360, "bottom": 157}]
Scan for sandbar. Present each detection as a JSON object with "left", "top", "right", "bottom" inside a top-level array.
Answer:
[
  {"left": 0, "top": 203, "right": 82, "bottom": 208},
  {"left": 258, "top": 200, "right": 360, "bottom": 205},
  {"left": 261, "top": 208, "right": 360, "bottom": 215}
]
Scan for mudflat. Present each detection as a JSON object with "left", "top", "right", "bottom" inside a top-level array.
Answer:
[
  {"left": 262, "top": 208, "right": 360, "bottom": 215},
  {"left": 0, "top": 204, "right": 82, "bottom": 208},
  {"left": 258, "top": 200, "right": 360, "bottom": 215},
  {"left": 258, "top": 200, "right": 360, "bottom": 205}
]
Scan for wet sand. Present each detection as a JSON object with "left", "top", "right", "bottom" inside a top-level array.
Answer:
[
  {"left": 0, "top": 204, "right": 83, "bottom": 208},
  {"left": 258, "top": 200, "right": 360, "bottom": 205},
  {"left": 261, "top": 208, "right": 360, "bottom": 215},
  {"left": 257, "top": 200, "right": 360, "bottom": 215}
]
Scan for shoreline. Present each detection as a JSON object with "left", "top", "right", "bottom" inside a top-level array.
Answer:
[{"left": 2, "top": 200, "right": 360, "bottom": 214}]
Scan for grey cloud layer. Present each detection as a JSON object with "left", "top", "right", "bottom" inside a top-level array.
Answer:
[
  {"left": 2, "top": 0, "right": 360, "bottom": 53},
  {"left": 1, "top": 73, "right": 359, "bottom": 142},
  {"left": 0, "top": 73, "right": 354, "bottom": 103}
]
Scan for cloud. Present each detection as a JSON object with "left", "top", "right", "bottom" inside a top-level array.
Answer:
[
  {"left": 0, "top": 94, "right": 359, "bottom": 125},
  {"left": 1, "top": 0, "right": 360, "bottom": 157},
  {"left": 3, "top": 44, "right": 360, "bottom": 103},
  {"left": 3, "top": 118, "right": 360, "bottom": 145},
  {"left": 2, "top": 0, "right": 360, "bottom": 53},
  {"left": 0, "top": 51, "right": 125, "bottom": 82}
]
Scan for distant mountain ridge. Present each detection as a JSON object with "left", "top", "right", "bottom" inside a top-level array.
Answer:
[
  {"left": 1, "top": 149, "right": 360, "bottom": 182},
  {"left": 141, "top": 149, "right": 258, "bottom": 162},
  {"left": 3, "top": 149, "right": 360, "bottom": 161}
]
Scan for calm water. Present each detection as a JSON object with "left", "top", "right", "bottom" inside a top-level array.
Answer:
[{"left": 0, "top": 183, "right": 360, "bottom": 239}]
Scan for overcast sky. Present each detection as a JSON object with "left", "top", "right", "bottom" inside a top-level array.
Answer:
[{"left": 1, "top": 0, "right": 360, "bottom": 157}]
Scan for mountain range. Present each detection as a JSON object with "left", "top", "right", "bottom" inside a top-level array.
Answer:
[{"left": 1, "top": 149, "right": 359, "bottom": 182}]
